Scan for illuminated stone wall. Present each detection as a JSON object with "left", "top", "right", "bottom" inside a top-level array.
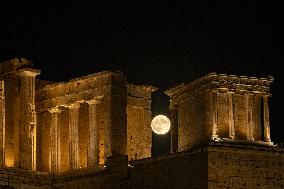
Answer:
[
  {"left": 166, "top": 73, "right": 274, "bottom": 152},
  {"left": 35, "top": 70, "right": 155, "bottom": 173},
  {"left": 0, "top": 59, "right": 283, "bottom": 189},
  {"left": 2, "top": 143, "right": 282, "bottom": 189},
  {"left": 175, "top": 92, "right": 210, "bottom": 151},
  {"left": 127, "top": 85, "right": 156, "bottom": 161},
  {"left": 208, "top": 143, "right": 284, "bottom": 188},
  {"left": 2, "top": 71, "right": 21, "bottom": 168},
  {"left": 0, "top": 80, "right": 4, "bottom": 167},
  {"left": 0, "top": 58, "right": 40, "bottom": 170},
  {"left": 0, "top": 58, "right": 156, "bottom": 174},
  {"left": 35, "top": 71, "right": 128, "bottom": 172}
]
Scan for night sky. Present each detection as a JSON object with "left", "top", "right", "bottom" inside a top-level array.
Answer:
[{"left": 0, "top": 2, "right": 283, "bottom": 155}]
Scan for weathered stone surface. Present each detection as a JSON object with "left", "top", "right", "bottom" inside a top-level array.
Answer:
[
  {"left": 0, "top": 80, "right": 5, "bottom": 168},
  {"left": 0, "top": 59, "right": 283, "bottom": 189},
  {"left": 127, "top": 84, "right": 156, "bottom": 161},
  {"left": 165, "top": 72, "right": 274, "bottom": 151},
  {"left": 208, "top": 142, "right": 284, "bottom": 189}
]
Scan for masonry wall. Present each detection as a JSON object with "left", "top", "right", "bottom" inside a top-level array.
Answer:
[
  {"left": 177, "top": 91, "right": 210, "bottom": 151},
  {"left": 1, "top": 144, "right": 284, "bottom": 189},
  {"left": 126, "top": 85, "right": 154, "bottom": 161},
  {"left": 216, "top": 92, "right": 230, "bottom": 138},
  {"left": 130, "top": 151, "right": 208, "bottom": 189},
  {"left": 208, "top": 143, "right": 284, "bottom": 189},
  {"left": 110, "top": 74, "right": 127, "bottom": 156},
  {"left": 233, "top": 93, "right": 248, "bottom": 140}
]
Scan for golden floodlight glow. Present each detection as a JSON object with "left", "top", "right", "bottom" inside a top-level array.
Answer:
[
  {"left": 5, "top": 157, "right": 14, "bottom": 168},
  {"left": 151, "top": 115, "right": 171, "bottom": 134}
]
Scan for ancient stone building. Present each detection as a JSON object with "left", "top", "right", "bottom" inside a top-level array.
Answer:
[
  {"left": 0, "top": 58, "right": 283, "bottom": 189},
  {"left": 166, "top": 72, "right": 274, "bottom": 152}
]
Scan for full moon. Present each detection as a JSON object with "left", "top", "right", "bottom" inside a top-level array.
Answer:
[{"left": 151, "top": 115, "right": 171, "bottom": 135}]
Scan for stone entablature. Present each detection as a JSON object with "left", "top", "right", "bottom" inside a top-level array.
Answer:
[
  {"left": 35, "top": 71, "right": 118, "bottom": 111},
  {"left": 165, "top": 72, "right": 274, "bottom": 153},
  {"left": 166, "top": 72, "right": 273, "bottom": 105},
  {"left": 0, "top": 58, "right": 33, "bottom": 75}
]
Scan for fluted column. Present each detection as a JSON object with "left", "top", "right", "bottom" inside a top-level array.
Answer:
[
  {"left": 263, "top": 95, "right": 271, "bottom": 142},
  {"left": 86, "top": 100, "right": 101, "bottom": 167},
  {"left": 18, "top": 69, "right": 40, "bottom": 170},
  {"left": 0, "top": 81, "right": 5, "bottom": 167},
  {"left": 228, "top": 91, "right": 235, "bottom": 139},
  {"left": 211, "top": 90, "right": 218, "bottom": 139},
  {"left": 48, "top": 107, "right": 61, "bottom": 173},
  {"left": 247, "top": 93, "right": 254, "bottom": 141},
  {"left": 68, "top": 103, "right": 80, "bottom": 170}
]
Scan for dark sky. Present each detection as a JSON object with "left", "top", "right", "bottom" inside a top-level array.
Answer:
[{"left": 0, "top": 2, "right": 283, "bottom": 151}]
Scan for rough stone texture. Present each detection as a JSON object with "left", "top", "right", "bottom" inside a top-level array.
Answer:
[
  {"left": 208, "top": 142, "right": 284, "bottom": 189},
  {"left": 0, "top": 58, "right": 157, "bottom": 171},
  {"left": 0, "top": 58, "right": 41, "bottom": 170},
  {"left": 0, "top": 59, "right": 283, "bottom": 188},
  {"left": 0, "top": 81, "right": 5, "bottom": 168},
  {"left": 2, "top": 143, "right": 283, "bottom": 189},
  {"left": 35, "top": 71, "right": 130, "bottom": 171},
  {"left": 165, "top": 72, "right": 274, "bottom": 152},
  {"left": 126, "top": 84, "right": 156, "bottom": 161}
]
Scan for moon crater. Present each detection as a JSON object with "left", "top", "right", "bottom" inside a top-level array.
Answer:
[{"left": 151, "top": 115, "right": 171, "bottom": 135}]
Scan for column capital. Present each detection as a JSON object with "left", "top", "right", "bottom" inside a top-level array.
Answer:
[
  {"left": 48, "top": 106, "right": 62, "bottom": 114},
  {"left": 85, "top": 96, "right": 104, "bottom": 105},
  {"left": 227, "top": 90, "right": 235, "bottom": 94},
  {"left": 263, "top": 93, "right": 272, "bottom": 98},
  {"left": 60, "top": 102, "right": 81, "bottom": 110},
  {"left": 17, "top": 68, "right": 41, "bottom": 77},
  {"left": 217, "top": 87, "right": 229, "bottom": 93},
  {"left": 235, "top": 89, "right": 248, "bottom": 95},
  {"left": 211, "top": 89, "right": 219, "bottom": 93}
]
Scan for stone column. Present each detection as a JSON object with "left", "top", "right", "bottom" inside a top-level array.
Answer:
[
  {"left": 211, "top": 90, "right": 218, "bottom": 139},
  {"left": 169, "top": 105, "right": 178, "bottom": 153},
  {"left": 18, "top": 68, "right": 40, "bottom": 170},
  {"left": 68, "top": 103, "right": 80, "bottom": 170},
  {"left": 0, "top": 81, "right": 5, "bottom": 167},
  {"left": 228, "top": 91, "right": 235, "bottom": 139},
  {"left": 263, "top": 95, "right": 271, "bottom": 142},
  {"left": 86, "top": 100, "right": 100, "bottom": 168},
  {"left": 247, "top": 93, "right": 254, "bottom": 141},
  {"left": 48, "top": 107, "right": 61, "bottom": 173}
]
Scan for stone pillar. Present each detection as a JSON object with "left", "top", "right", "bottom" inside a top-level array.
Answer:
[
  {"left": 48, "top": 107, "right": 61, "bottom": 173},
  {"left": 86, "top": 100, "right": 100, "bottom": 168},
  {"left": 170, "top": 105, "right": 178, "bottom": 153},
  {"left": 211, "top": 90, "right": 218, "bottom": 139},
  {"left": 18, "top": 69, "right": 40, "bottom": 170},
  {"left": 228, "top": 91, "right": 235, "bottom": 139},
  {"left": 0, "top": 81, "right": 5, "bottom": 167},
  {"left": 247, "top": 93, "right": 254, "bottom": 141},
  {"left": 263, "top": 95, "right": 271, "bottom": 142},
  {"left": 68, "top": 103, "right": 80, "bottom": 170}
]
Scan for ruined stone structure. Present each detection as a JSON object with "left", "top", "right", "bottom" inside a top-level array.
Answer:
[
  {"left": 165, "top": 72, "right": 274, "bottom": 152},
  {"left": 0, "top": 58, "right": 283, "bottom": 189}
]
